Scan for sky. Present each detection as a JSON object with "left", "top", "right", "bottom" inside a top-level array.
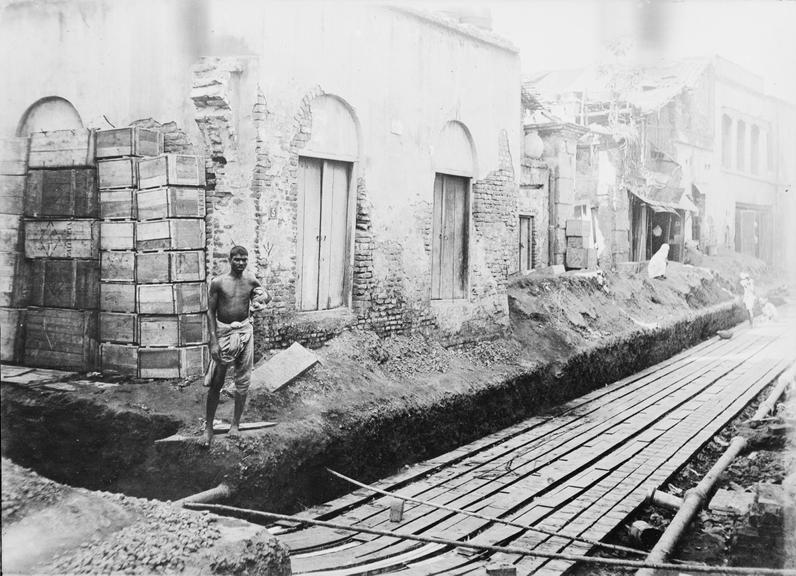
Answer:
[{"left": 482, "top": 0, "right": 796, "bottom": 103}]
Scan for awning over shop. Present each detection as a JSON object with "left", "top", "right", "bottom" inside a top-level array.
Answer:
[{"left": 629, "top": 186, "right": 697, "bottom": 213}]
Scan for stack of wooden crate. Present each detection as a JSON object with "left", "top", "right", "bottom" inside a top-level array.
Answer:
[
  {"left": 0, "top": 137, "right": 29, "bottom": 362},
  {"left": 97, "top": 129, "right": 209, "bottom": 378},
  {"left": 22, "top": 129, "right": 101, "bottom": 370},
  {"left": 564, "top": 219, "right": 597, "bottom": 270}
]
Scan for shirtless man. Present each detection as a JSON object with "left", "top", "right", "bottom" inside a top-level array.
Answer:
[{"left": 203, "top": 246, "right": 270, "bottom": 447}]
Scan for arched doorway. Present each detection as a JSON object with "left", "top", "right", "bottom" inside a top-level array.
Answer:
[{"left": 17, "top": 96, "right": 83, "bottom": 136}]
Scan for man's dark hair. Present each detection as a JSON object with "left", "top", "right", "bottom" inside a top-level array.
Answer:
[{"left": 229, "top": 245, "right": 248, "bottom": 258}]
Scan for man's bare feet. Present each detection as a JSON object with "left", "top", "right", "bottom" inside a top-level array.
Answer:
[
  {"left": 228, "top": 424, "right": 240, "bottom": 439},
  {"left": 201, "top": 426, "right": 214, "bottom": 448}
]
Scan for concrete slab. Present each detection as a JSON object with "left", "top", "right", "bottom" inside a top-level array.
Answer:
[{"left": 250, "top": 342, "right": 320, "bottom": 392}]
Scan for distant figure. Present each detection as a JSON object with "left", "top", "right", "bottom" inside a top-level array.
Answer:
[
  {"left": 203, "top": 246, "right": 271, "bottom": 447},
  {"left": 647, "top": 243, "right": 669, "bottom": 279},
  {"left": 739, "top": 272, "right": 756, "bottom": 327}
]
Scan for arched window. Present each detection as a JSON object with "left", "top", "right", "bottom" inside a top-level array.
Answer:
[
  {"left": 721, "top": 114, "right": 732, "bottom": 169},
  {"left": 17, "top": 96, "right": 83, "bottom": 136},
  {"left": 750, "top": 125, "right": 760, "bottom": 175},
  {"left": 431, "top": 121, "right": 476, "bottom": 300},
  {"left": 297, "top": 95, "right": 360, "bottom": 311},
  {"left": 736, "top": 120, "right": 746, "bottom": 172}
]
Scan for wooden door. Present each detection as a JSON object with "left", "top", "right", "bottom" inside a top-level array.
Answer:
[
  {"left": 432, "top": 174, "right": 468, "bottom": 300},
  {"left": 519, "top": 215, "right": 534, "bottom": 272},
  {"left": 297, "top": 157, "right": 350, "bottom": 311}
]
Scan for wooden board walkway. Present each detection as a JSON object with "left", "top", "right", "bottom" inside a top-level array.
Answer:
[{"left": 275, "top": 315, "right": 796, "bottom": 576}]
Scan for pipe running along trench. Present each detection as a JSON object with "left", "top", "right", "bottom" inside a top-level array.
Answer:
[{"left": 635, "top": 367, "right": 795, "bottom": 576}]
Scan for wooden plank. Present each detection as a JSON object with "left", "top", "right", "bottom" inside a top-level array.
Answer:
[
  {"left": 28, "top": 259, "right": 100, "bottom": 309},
  {"left": 100, "top": 311, "right": 137, "bottom": 344},
  {"left": 97, "top": 157, "right": 137, "bottom": 189},
  {"left": 155, "top": 421, "right": 277, "bottom": 443},
  {"left": 440, "top": 175, "right": 456, "bottom": 299},
  {"left": 99, "top": 189, "right": 135, "bottom": 220},
  {"left": 431, "top": 174, "right": 443, "bottom": 299},
  {"left": 135, "top": 219, "right": 205, "bottom": 251},
  {"left": 136, "top": 187, "right": 205, "bottom": 220},
  {"left": 0, "top": 137, "right": 29, "bottom": 175},
  {"left": 452, "top": 176, "right": 467, "bottom": 298},
  {"left": 250, "top": 342, "right": 320, "bottom": 392},
  {"left": 24, "top": 219, "right": 99, "bottom": 259},
  {"left": 95, "top": 127, "right": 163, "bottom": 158},
  {"left": 137, "top": 282, "right": 207, "bottom": 314},
  {"left": 519, "top": 216, "right": 530, "bottom": 271},
  {"left": 24, "top": 308, "right": 98, "bottom": 370},
  {"left": 327, "top": 160, "right": 348, "bottom": 309},
  {"left": 299, "top": 158, "right": 322, "bottom": 311},
  {"left": 318, "top": 161, "right": 334, "bottom": 309},
  {"left": 100, "top": 342, "right": 138, "bottom": 375},
  {"left": 137, "top": 154, "right": 205, "bottom": 189},
  {"left": 100, "top": 282, "right": 136, "bottom": 313},
  {"left": 100, "top": 251, "right": 135, "bottom": 282},
  {"left": 24, "top": 169, "right": 98, "bottom": 218},
  {"left": 0, "top": 307, "right": 25, "bottom": 363},
  {"left": 100, "top": 221, "right": 135, "bottom": 251},
  {"left": 28, "top": 129, "right": 95, "bottom": 169},
  {"left": 0, "top": 175, "right": 26, "bottom": 215}
]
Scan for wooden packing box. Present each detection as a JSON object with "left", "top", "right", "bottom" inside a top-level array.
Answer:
[
  {"left": 100, "top": 221, "right": 135, "bottom": 251},
  {"left": 0, "top": 251, "right": 26, "bottom": 307},
  {"left": 566, "top": 236, "right": 584, "bottom": 249},
  {"left": 25, "top": 307, "right": 98, "bottom": 371},
  {"left": 136, "top": 250, "right": 205, "bottom": 284},
  {"left": 100, "top": 250, "right": 135, "bottom": 282},
  {"left": 100, "top": 343, "right": 138, "bottom": 375},
  {"left": 24, "top": 219, "right": 99, "bottom": 259},
  {"left": 100, "top": 282, "right": 136, "bottom": 313},
  {"left": 138, "top": 313, "right": 208, "bottom": 347},
  {"left": 28, "top": 129, "right": 95, "bottom": 169},
  {"left": 0, "top": 307, "right": 25, "bottom": 363},
  {"left": 137, "top": 282, "right": 207, "bottom": 315},
  {"left": 0, "top": 137, "right": 29, "bottom": 175},
  {"left": 136, "top": 187, "right": 206, "bottom": 220},
  {"left": 100, "top": 189, "right": 135, "bottom": 220},
  {"left": 565, "top": 219, "right": 592, "bottom": 238},
  {"left": 138, "top": 344, "right": 208, "bottom": 379},
  {"left": 100, "top": 312, "right": 137, "bottom": 344},
  {"left": 135, "top": 219, "right": 205, "bottom": 252},
  {"left": 96, "top": 127, "right": 163, "bottom": 159},
  {"left": 0, "top": 175, "right": 26, "bottom": 214},
  {"left": 25, "top": 169, "right": 98, "bottom": 218},
  {"left": 586, "top": 248, "right": 598, "bottom": 269},
  {"left": 137, "top": 154, "right": 205, "bottom": 189},
  {"left": 565, "top": 247, "right": 587, "bottom": 269},
  {"left": 97, "top": 157, "right": 138, "bottom": 189},
  {"left": 1, "top": 214, "right": 22, "bottom": 250},
  {"left": 28, "top": 259, "right": 100, "bottom": 309}
]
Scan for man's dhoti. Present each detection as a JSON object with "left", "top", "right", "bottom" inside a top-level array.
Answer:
[{"left": 204, "top": 318, "right": 254, "bottom": 394}]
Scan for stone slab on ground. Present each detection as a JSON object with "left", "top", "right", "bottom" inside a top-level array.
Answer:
[
  {"left": 155, "top": 421, "right": 278, "bottom": 444},
  {"left": 250, "top": 342, "right": 320, "bottom": 392}
]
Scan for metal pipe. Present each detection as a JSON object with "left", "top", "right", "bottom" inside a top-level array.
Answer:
[
  {"left": 177, "top": 482, "right": 232, "bottom": 505},
  {"left": 644, "top": 486, "right": 684, "bottom": 510},
  {"left": 636, "top": 368, "right": 795, "bottom": 576}
]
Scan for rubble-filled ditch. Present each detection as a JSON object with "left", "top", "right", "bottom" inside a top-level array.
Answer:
[{"left": 2, "top": 256, "right": 776, "bottom": 518}]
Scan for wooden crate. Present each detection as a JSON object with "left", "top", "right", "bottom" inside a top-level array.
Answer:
[
  {"left": 139, "top": 313, "right": 208, "bottom": 347},
  {"left": 28, "top": 259, "right": 100, "bottom": 309},
  {"left": 100, "top": 251, "right": 135, "bottom": 282},
  {"left": 138, "top": 344, "right": 208, "bottom": 379},
  {"left": 24, "top": 219, "right": 99, "bottom": 259},
  {"left": 0, "top": 251, "right": 26, "bottom": 307},
  {"left": 0, "top": 307, "right": 25, "bottom": 362},
  {"left": 566, "top": 219, "right": 591, "bottom": 238},
  {"left": 100, "top": 221, "right": 135, "bottom": 250},
  {"left": 136, "top": 250, "right": 205, "bottom": 284},
  {"left": 0, "top": 175, "right": 26, "bottom": 214},
  {"left": 137, "top": 154, "right": 205, "bottom": 189},
  {"left": 100, "top": 343, "right": 138, "bottom": 375},
  {"left": 136, "top": 187, "right": 206, "bottom": 220},
  {"left": 100, "top": 189, "right": 135, "bottom": 219},
  {"left": 566, "top": 236, "right": 584, "bottom": 249},
  {"left": 25, "top": 169, "right": 98, "bottom": 218},
  {"left": 586, "top": 248, "right": 598, "bottom": 269},
  {"left": 137, "top": 282, "right": 207, "bottom": 314},
  {"left": 25, "top": 307, "right": 98, "bottom": 371},
  {"left": 100, "top": 312, "right": 137, "bottom": 344},
  {"left": 565, "top": 247, "right": 587, "bottom": 269},
  {"left": 28, "top": 129, "right": 95, "bottom": 169},
  {"left": 1, "top": 214, "right": 22, "bottom": 250},
  {"left": 97, "top": 157, "right": 138, "bottom": 189},
  {"left": 0, "top": 137, "right": 29, "bottom": 175},
  {"left": 135, "top": 219, "right": 205, "bottom": 251},
  {"left": 96, "top": 127, "right": 163, "bottom": 159},
  {"left": 100, "top": 282, "right": 136, "bottom": 313}
]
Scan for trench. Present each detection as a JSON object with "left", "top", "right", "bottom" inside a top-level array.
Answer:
[{"left": 0, "top": 301, "right": 746, "bottom": 514}]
